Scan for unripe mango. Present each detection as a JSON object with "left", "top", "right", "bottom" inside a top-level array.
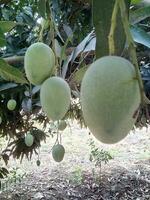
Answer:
[
  {"left": 25, "top": 133, "right": 34, "bottom": 147},
  {"left": 52, "top": 144, "right": 65, "bottom": 162},
  {"left": 7, "top": 99, "right": 17, "bottom": 111},
  {"left": 24, "top": 42, "right": 55, "bottom": 85},
  {"left": 40, "top": 77, "right": 71, "bottom": 121},
  {"left": 80, "top": 56, "right": 141, "bottom": 144},
  {"left": 36, "top": 160, "right": 41, "bottom": 166}
]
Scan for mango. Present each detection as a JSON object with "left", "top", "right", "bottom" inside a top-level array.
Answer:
[
  {"left": 40, "top": 77, "right": 71, "bottom": 121},
  {"left": 80, "top": 56, "right": 141, "bottom": 144},
  {"left": 25, "top": 42, "right": 55, "bottom": 85}
]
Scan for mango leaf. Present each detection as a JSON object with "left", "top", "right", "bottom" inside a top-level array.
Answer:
[
  {"left": 0, "top": 28, "right": 6, "bottom": 47},
  {"left": 0, "top": 83, "right": 18, "bottom": 92},
  {"left": 1, "top": 154, "right": 9, "bottom": 166},
  {"left": 0, "top": 58, "right": 28, "bottom": 84},
  {"left": 63, "top": 24, "right": 73, "bottom": 38},
  {"left": 54, "top": 39, "right": 62, "bottom": 58},
  {"left": 93, "top": 0, "right": 131, "bottom": 58},
  {"left": 71, "top": 31, "right": 95, "bottom": 64},
  {"left": 131, "top": 0, "right": 142, "bottom": 4},
  {"left": 22, "top": 98, "right": 32, "bottom": 112},
  {"left": 38, "top": 0, "right": 47, "bottom": 18},
  {"left": 1, "top": 168, "right": 9, "bottom": 176},
  {"left": 0, "top": 21, "right": 16, "bottom": 33},
  {"left": 71, "top": 65, "right": 88, "bottom": 84},
  {"left": 62, "top": 31, "right": 94, "bottom": 78},
  {"left": 131, "top": 25, "right": 150, "bottom": 48},
  {"left": 130, "top": 6, "right": 150, "bottom": 24},
  {"left": 32, "top": 86, "right": 41, "bottom": 95}
]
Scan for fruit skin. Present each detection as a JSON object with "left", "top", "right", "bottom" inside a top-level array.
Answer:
[
  {"left": 40, "top": 77, "right": 71, "bottom": 121},
  {"left": 7, "top": 99, "right": 17, "bottom": 111},
  {"left": 80, "top": 56, "right": 141, "bottom": 144},
  {"left": 36, "top": 160, "right": 41, "bottom": 166},
  {"left": 25, "top": 133, "right": 34, "bottom": 147},
  {"left": 24, "top": 42, "right": 55, "bottom": 85},
  {"left": 58, "top": 120, "right": 67, "bottom": 131},
  {"left": 52, "top": 144, "right": 65, "bottom": 162}
]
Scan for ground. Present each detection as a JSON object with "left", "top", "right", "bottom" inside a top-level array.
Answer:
[{"left": 0, "top": 122, "right": 150, "bottom": 200}]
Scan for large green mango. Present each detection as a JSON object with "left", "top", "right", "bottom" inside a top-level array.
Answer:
[
  {"left": 80, "top": 56, "right": 141, "bottom": 144},
  {"left": 24, "top": 42, "right": 55, "bottom": 85},
  {"left": 40, "top": 77, "right": 71, "bottom": 121}
]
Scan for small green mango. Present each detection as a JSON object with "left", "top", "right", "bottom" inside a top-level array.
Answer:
[
  {"left": 7, "top": 99, "right": 17, "bottom": 111},
  {"left": 52, "top": 144, "right": 65, "bottom": 162},
  {"left": 25, "top": 133, "right": 34, "bottom": 147},
  {"left": 36, "top": 160, "right": 41, "bottom": 166}
]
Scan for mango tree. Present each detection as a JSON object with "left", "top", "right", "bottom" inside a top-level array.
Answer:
[{"left": 0, "top": 0, "right": 150, "bottom": 180}]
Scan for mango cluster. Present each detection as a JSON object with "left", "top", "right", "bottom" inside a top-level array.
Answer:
[
  {"left": 25, "top": 42, "right": 71, "bottom": 122},
  {"left": 25, "top": 42, "right": 71, "bottom": 161}
]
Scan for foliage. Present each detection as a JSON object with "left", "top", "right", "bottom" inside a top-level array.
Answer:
[
  {"left": 89, "top": 138, "right": 113, "bottom": 181},
  {"left": 89, "top": 139, "right": 113, "bottom": 168},
  {"left": 0, "top": 167, "right": 26, "bottom": 191},
  {"left": 51, "top": 0, "right": 92, "bottom": 44},
  {"left": 0, "top": 167, "right": 9, "bottom": 180},
  {"left": 69, "top": 166, "right": 83, "bottom": 185}
]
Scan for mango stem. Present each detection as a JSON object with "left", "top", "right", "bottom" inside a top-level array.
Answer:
[
  {"left": 119, "top": 0, "right": 148, "bottom": 105},
  {"left": 108, "top": 0, "right": 119, "bottom": 55}
]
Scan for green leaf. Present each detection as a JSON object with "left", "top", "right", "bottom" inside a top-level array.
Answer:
[
  {"left": 0, "top": 28, "right": 6, "bottom": 47},
  {"left": 93, "top": 0, "right": 131, "bottom": 58},
  {"left": 38, "top": 0, "right": 47, "bottom": 18},
  {"left": 72, "top": 66, "right": 88, "bottom": 84},
  {"left": 0, "top": 58, "right": 28, "bottom": 84},
  {"left": 0, "top": 21, "right": 16, "bottom": 33},
  {"left": 131, "top": 0, "right": 142, "bottom": 4},
  {"left": 0, "top": 83, "right": 18, "bottom": 92},
  {"left": 1, "top": 167, "right": 9, "bottom": 176},
  {"left": 131, "top": 25, "right": 150, "bottom": 48},
  {"left": 130, "top": 6, "right": 150, "bottom": 24}
]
